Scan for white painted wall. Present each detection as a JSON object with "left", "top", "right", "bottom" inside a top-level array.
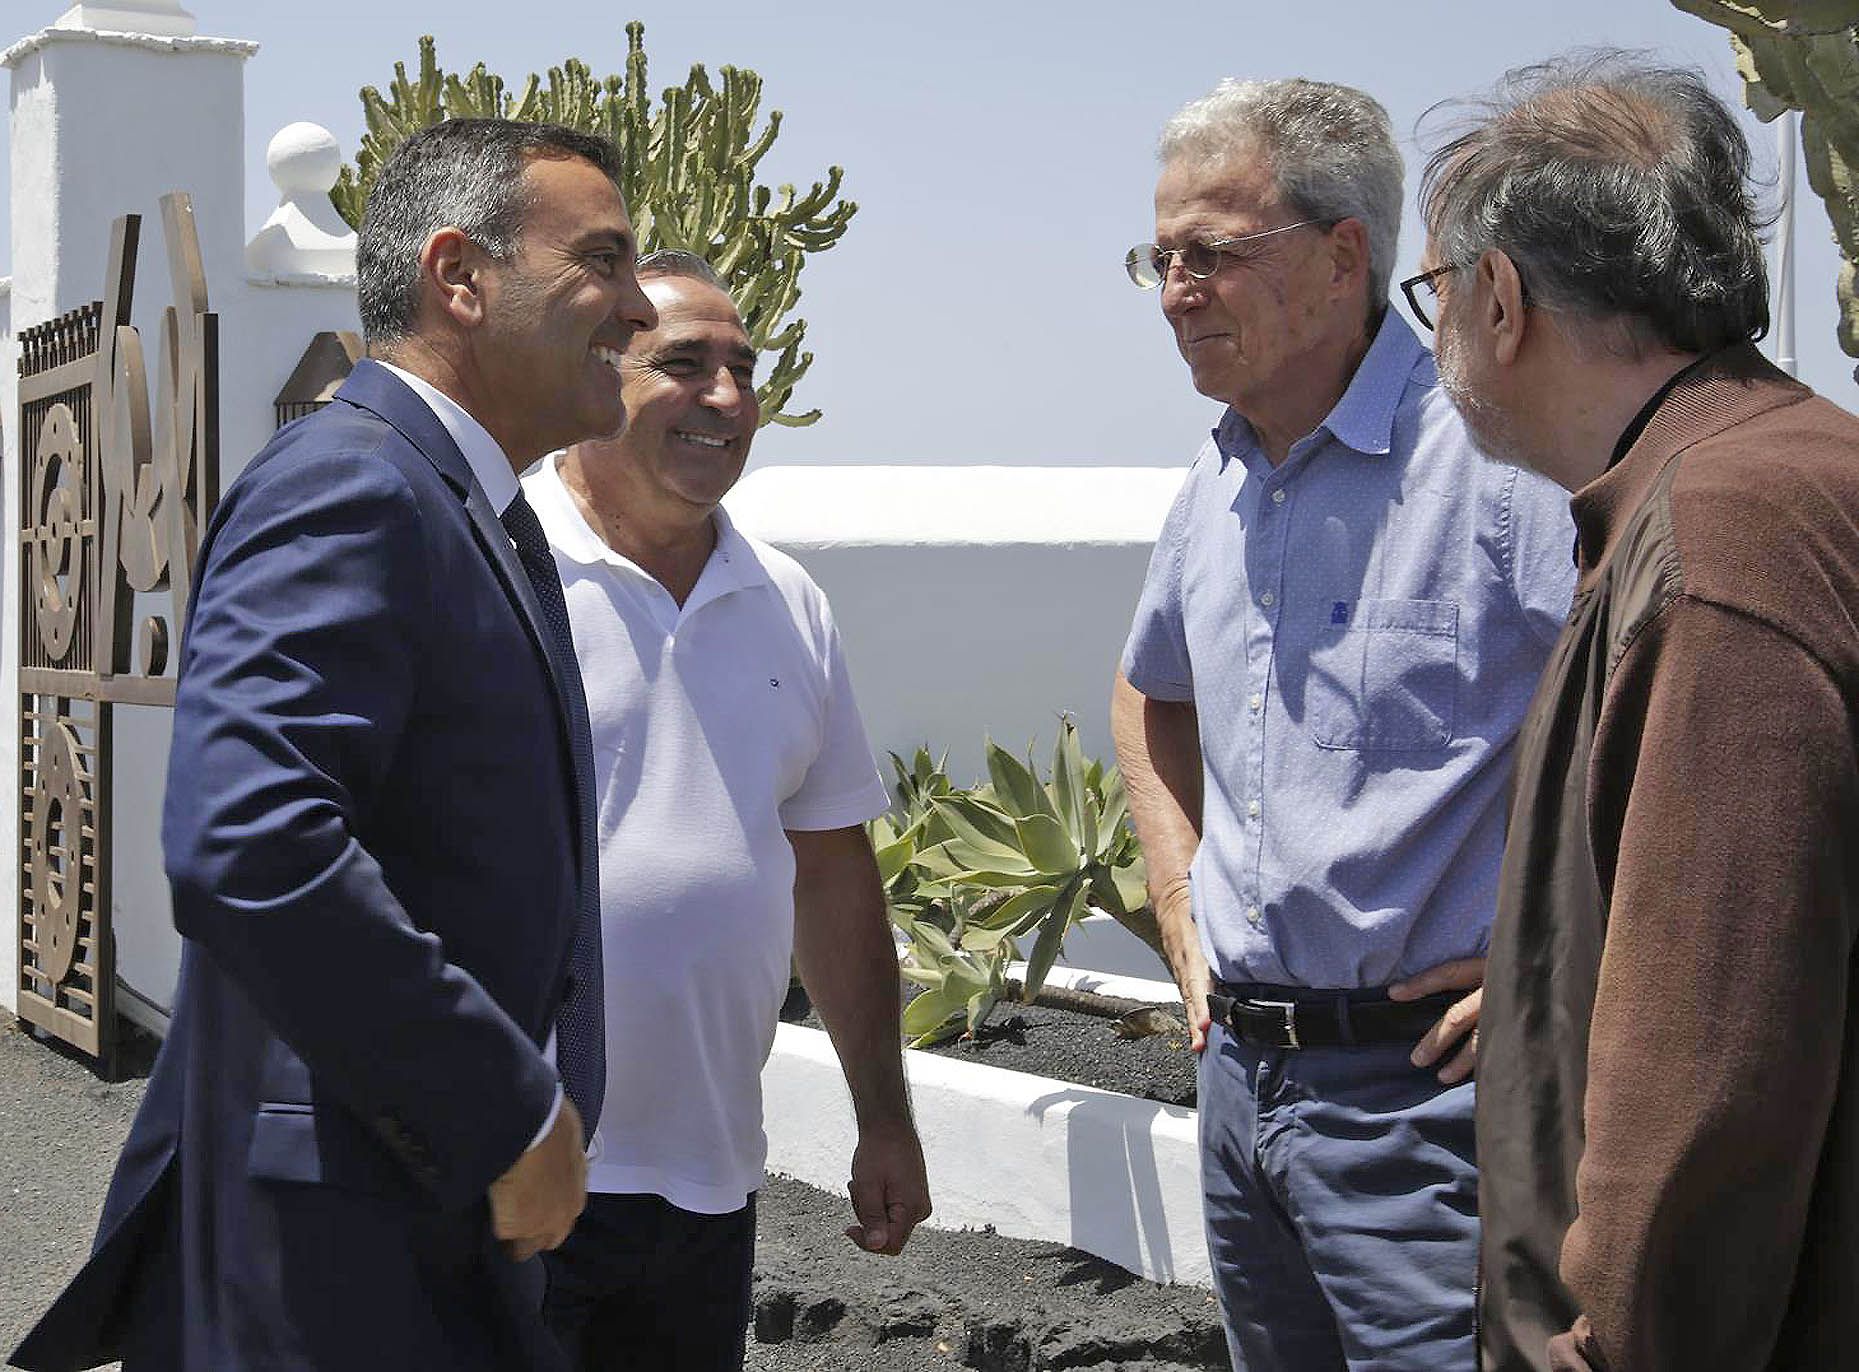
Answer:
[
  {"left": 3, "top": 16, "right": 360, "bottom": 1021},
  {"left": 726, "top": 466, "right": 1181, "bottom": 786}
]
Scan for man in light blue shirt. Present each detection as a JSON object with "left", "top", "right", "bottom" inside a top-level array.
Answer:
[{"left": 1112, "top": 79, "right": 1574, "bottom": 1371}]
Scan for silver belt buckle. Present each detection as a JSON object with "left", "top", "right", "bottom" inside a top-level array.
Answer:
[{"left": 1256, "top": 999, "right": 1301, "bottom": 1049}]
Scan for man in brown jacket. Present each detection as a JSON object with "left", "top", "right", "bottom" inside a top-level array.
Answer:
[{"left": 1408, "top": 53, "right": 1859, "bottom": 1372}]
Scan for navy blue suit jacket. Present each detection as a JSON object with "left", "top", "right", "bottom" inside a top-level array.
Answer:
[{"left": 12, "top": 361, "right": 597, "bottom": 1371}]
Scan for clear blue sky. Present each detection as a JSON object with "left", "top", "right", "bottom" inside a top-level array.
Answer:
[{"left": 4, "top": 1, "right": 1851, "bottom": 469}]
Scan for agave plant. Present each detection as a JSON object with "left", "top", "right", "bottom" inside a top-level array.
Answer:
[{"left": 887, "top": 721, "right": 1159, "bottom": 1046}]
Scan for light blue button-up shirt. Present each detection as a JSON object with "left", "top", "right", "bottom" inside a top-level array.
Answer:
[{"left": 1122, "top": 310, "right": 1575, "bottom": 988}]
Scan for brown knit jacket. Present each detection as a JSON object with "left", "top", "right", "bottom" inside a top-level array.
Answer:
[{"left": 1477, "top": 346, "right": 1859, "bottom": 1372}]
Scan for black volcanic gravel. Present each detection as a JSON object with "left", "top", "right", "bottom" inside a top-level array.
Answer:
[
  {"left": 753, "top": 1168, "right": 1228, "bottom": 1371},
  {"left": 913, "top": 1002, "right": 1199, "bottom": 1109},
  {"left": 801, "top": 994, "right": 1200, "bottom": 1109},
  {"left": 3, "top": 1013, "right": 1227, "bottom": 1372}
]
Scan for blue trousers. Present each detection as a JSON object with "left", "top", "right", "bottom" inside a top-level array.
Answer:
[{"left": 1198, "top": 1024, "right": 1479, "bottom": 1371}]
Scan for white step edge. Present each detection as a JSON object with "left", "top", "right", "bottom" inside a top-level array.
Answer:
[
  {"left": 762, "top": 1020, "right": 1209, "bottom": 1287},
  {"left": 1011, "top": 960, "right": 1180, "bottom": 1006}
]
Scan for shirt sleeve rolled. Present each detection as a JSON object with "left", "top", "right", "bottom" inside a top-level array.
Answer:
[{"left": 1121, "top": 474, "right": 1196, "bottom": 701}]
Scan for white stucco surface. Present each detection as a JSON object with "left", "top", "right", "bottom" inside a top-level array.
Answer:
[
  {"left": 729, "top": 464, "right": 1183, "bottom": 546},
  {"left": 4, "top": 22, "right": 358, "bottom": 1021},
  {"left": 762, "top": 1022, "right": 1208, "bottom": 1286},
  {"left": 727, "top": 466, "right": 1183, "bottom": 784},
  {"left": 54, "top": 1, "right": 197, "bottom": 39},
  {"left": 245, "top": 121, "right": 356, "bottom": 278}
]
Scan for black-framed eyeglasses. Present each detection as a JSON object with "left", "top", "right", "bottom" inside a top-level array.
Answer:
[
  {"left": 1400, "top": 263, "right": 1460, "bottom": 331},
  {"left": 1125, "top": 219, "right": 1328, "bottom": 290}
]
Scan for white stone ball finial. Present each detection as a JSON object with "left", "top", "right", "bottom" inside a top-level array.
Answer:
[
  {"left": 268, "top": 122, "right": 343, "bottom": 196},
  {"left": 245, "top": 121, "right": 358, "bottom": 280}
]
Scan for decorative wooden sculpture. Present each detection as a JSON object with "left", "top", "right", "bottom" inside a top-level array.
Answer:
[{"left": 16, "top": 193, "right": 219, "bottom": 1064}]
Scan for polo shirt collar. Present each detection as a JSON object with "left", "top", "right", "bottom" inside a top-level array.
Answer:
[
  {"left": 689, "top": 505, "right": 773, "bottom": 611},
  {"left": 533, "top": 453, "right": 772, "bottom": 607},
  {"left": 1214, "top": 307, "right": 1419, "bottom": 469},
  {"left": 374, "top": 361, "right": 520, "bottom": 515}
]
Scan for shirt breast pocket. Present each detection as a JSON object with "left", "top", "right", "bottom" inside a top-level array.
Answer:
[{"left": 1309, "top": 598, "right": 1458, "bottom": 751}]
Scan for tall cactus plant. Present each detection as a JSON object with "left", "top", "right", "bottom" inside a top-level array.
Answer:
[
  {"left": 1673, "top": 1, "right": 1859, "bottom": 381},
  {"left": 330, "top": 23, "right": 855, "bottom": 426}
]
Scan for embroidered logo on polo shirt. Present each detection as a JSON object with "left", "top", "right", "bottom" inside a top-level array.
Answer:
[{"left": 1331, "top": 601, "right": 1350, "bottom": 625}]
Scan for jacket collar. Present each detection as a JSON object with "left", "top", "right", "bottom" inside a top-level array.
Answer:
[
  {"left": 331, "top": 358, "right": 480, "bottom": 498},
  {"left": 1570, "top": 344, "right": 1810, "bottom": 584}
]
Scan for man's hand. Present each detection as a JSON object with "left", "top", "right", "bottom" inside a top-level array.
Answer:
[
  {"left": 1157, "top": 880, "right": 1214, "bottom": 1054},
  {"left": 1388, "top": 956, "right": 1484, "bottom": 1084},
  {"left": 843, "top": 1119, "right": 931, "bottom": 1256},
  {"left": 489, "top": 1096, "right": 588, "bottom": 1262}
]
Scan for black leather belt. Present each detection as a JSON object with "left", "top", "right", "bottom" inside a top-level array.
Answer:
[{"left": 1207, "top": 981, "right": 1459, "bottom": 1050}]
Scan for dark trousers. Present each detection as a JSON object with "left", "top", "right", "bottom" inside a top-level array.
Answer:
[
  {"left": 542, "top": 1191, "right": 756, "bottom": 1372},
  {"left": 1199, "top": 1025, "right": 1479, "bottom": 1371}
]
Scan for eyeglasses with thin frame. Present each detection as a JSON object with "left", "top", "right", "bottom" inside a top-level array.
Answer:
[
  {"left": 1400, "top": 263, "right": 1459, "bottom": 331},
  {"left": 1125, "top": 219, "right": 1329, "bottom": 290}
]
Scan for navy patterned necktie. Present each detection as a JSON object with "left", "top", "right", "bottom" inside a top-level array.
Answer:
[{"left": 500, "top": 490, "right": 605, "bottom": 1136}]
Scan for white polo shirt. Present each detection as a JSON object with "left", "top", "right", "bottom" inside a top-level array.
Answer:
[{"left": 522, "top": 454, "right": 890, "bottom": 1213}]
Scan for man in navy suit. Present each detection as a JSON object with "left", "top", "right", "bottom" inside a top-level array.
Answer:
[{"left": 11, "top": 118, "right": 657, "bottom": 1371}]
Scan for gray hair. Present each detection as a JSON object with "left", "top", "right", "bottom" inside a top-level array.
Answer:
[
  {"left": 358, "top": 119, "right": 626, "bottom": 345},
  {"left": 1158, "top": 78, "right": 1405, "bottom": 307},
  {"left": 636, "top": 248, "right": 726, "bottom": 292},
  {"left": 1419, "top": 53, "right": 1769, "bottom": 356}
]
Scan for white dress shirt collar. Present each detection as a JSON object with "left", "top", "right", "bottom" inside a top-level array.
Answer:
[{"left": 375, "top": 361, "right": 520, "bottom": 515}]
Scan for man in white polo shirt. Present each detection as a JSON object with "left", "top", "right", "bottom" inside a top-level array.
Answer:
[{"left": 523, "top": 249, "right": 931, "bottom": 1370}]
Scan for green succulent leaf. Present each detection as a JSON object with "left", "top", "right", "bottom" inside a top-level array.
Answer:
[
  {"left": 872, "top": 832, "right": 917, "bottom": 887},
  {"left": 1096, "top": 767, "right": 1130, "bottom": 850},
  {"left": 1049, "top": 720, "right": 1090, "bottom": 842},
  {"left": 906, "top": 918, "right": 958, "bottom": 961},
  {"left": 1014, "top": 812, "right": 1082, "bottom": 878},
  {"left": 902, "top": 984, "right": 967, "bottom": 1041},
  {"left": 986, "top": 741, "right": 1055, "bottom": 820},
  {"left": 971, "top": 884, "right": 1062, "bottom": 933},
  {"left": 931, "top": 796, "right": 1027, "bottom": 862},
  {"left": 1111, "top": 857, "right": 1149, "bottom": 915},
  {"left": 1021, "top": 876, "right": 1088, "bottom": 1002},
  {"left": 964, "top": 987, "right": 1002, "bottom": 1036},
  {"left": 959, "top": 923, "right": 1016, "bottom": 953},
  {"left": 913, "top": 838, "right": 1038, "bottom": 886}
]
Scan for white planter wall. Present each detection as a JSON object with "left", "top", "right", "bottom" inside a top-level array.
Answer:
[{"left": 763, "top": 1020, "right": 1208, "bottom": 1287}]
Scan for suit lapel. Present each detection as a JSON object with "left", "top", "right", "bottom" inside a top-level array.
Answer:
[{"left": 332, "top": 362, "right": 586, "bottom": 835}]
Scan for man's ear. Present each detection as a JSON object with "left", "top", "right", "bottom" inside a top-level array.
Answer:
[
  {"left": 1480, "top": 249, "right": 1528, "bottom": 366},
  {"left": 420, "top": 227, "right": 486, "bottom": 330},
  {"left": 1326, "top": 217, "right": 1370, "bottom": 298}
]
